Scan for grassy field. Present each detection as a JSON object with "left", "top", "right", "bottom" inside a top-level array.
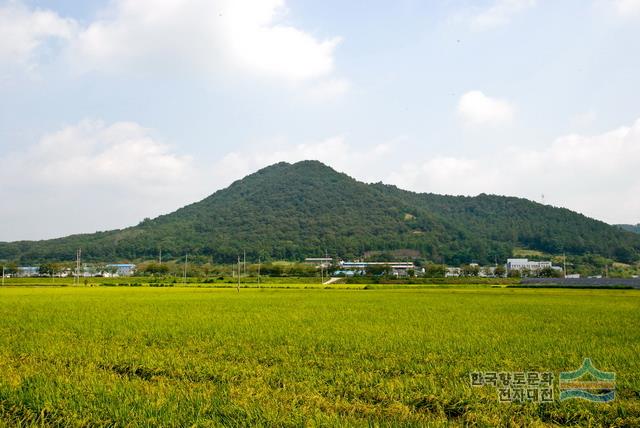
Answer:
[
  {"left": 0, "top": 276, "right": 334, "bottom": 287},
  {"left": 0, "top": 275, "right": 521, "bottom": 288},
  {"left": 0, "top": 286, "right": 638, "bottom": 426}
]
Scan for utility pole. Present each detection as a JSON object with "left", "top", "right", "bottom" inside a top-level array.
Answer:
[
  {"left": 2, "top": 265, "right": 5, "bottom": 286},
  {"left": 183, "top": 254, "right": 188, "bottom": 286},
  {"left": 76, "top": 248, "right": 81, "bottom": 285},
  {"left": 325, "top": 249, "right": 329, "bottom": 284},
  {"left": 563, "top": 253, "right": 567, "bottom": 278},
  {"left": 159, "top": 248, "right": 162, "bottom": 264},
  {"left": 257, "top": 256, "right": 261, "bottom": 287},
  {"left": 237, "top": 255, "right": 241, "bottom": 292}
]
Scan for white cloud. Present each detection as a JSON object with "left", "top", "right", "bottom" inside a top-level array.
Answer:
[
  {"left": 69, "top": 0, "right": 342, "bottom": 83},
  {"left": 0, "top": 0, "right": 346, "bottom": 95},
  {"left": 211, "top": 135, "right": 392, "bottom": 187},
  {"left": 569, "top": 110, "right": 597, "bottom": 130},
  {"left": 471, "top": 0, "right": 536, "bottom": 30},
  {"left": 30, "top": 120, "right": 192, "bottom": 190},
  {"left": 0, "top": 1, "right": 76, "bottom": 77},
  {"left": 387, "top": 118, "right": 640, "bottom": 224},
  {"left": 613, "top": 0, "right": 640, "bottom": 17},
  {"left": 388, "top": 157, "right": 499, "bottom": 196},
  {"left": 457, "top": 90, "right": 515, "bottom": 126},
  {"left": 304, "top": 78, "right": 351, "bottom": 102},
  {"left": 0, "top": 120, "right": 203, "bottom": 240}
]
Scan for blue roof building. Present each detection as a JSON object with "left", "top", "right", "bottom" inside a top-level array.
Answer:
[{"left": 106, "top": 264, "right": 136, "bottom": 276}]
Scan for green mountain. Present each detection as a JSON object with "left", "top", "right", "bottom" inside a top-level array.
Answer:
[
  {"left": 1, "top": 161, "right": 639, "bottom": 264},
  {"left": 617, "top": 224, "right": 640, "bottom": 234}
]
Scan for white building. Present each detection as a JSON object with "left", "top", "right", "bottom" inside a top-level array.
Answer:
[
  {"left": 339, "top": 261, "right": 418, "bottom": 276},
  {"left": 17, "top": 266, "right": 39, "bottom": 277},
  {"left": 105, "top": 264, "right": 136, "bottom": 277},
  {"left": 445, "top": 267, "right": 461, "bottom": 277},
  {"left": 506, "top": 258, "right": 554, "bottom": 272},
  {"left": 304, "top": 258, "right": 333, "bottom": 268}
]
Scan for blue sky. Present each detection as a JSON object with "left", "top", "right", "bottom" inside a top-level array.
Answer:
[{"left": 1, "top": 0, "right": 639, "bottom": 240}]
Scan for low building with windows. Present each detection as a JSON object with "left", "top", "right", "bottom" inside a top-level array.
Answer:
[
  {"left": 105, "top": 264, "right": 136, "bottom": 277},
  {"left": 506, "top": 258, "right": 557, "bottom": 273},
  {"left": 304, "top": 258, "right": 333, "bottom": 268},
  {"left": 338, "top": 261, "right": 418, "bottom": 276},
  {"left": 17, "top": 266, "right": 39, "bottom": 277},
  {"left": 446, "top": 267, "right": 461, "bottom": 277}
]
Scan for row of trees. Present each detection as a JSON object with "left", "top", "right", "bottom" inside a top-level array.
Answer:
[
  {"left": 137, "top": 261, "right": 320, "bottom": 278},
  {"left": 1, "top": 262, "right": 18, "bottom": 275},
  {"left": 0, "top": 259, "right": 562, "bottom": 279},
  {"left": 358, "top": 263, "right": 561, "bottom": 278},
  {"left": 3, "top": 252, "right": 632, "bottom": 279},
  {"left": 0, "top": 262, "right": 119, "bottom": 277}
]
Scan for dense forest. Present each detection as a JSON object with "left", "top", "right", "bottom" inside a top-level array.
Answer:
[
  {"left": 1, "top": 161, "right": 639, "bottom": 265},
  {"left": 617, "top": 224, "right": 640, "bottom": 234}
]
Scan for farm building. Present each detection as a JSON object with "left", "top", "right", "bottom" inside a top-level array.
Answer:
[
  {"left": 304, "top": 258, "right": 333, "bottom": 268},
  {"left": 105, "top": 264, "right": 136, "bottom": 277},
  {"left": 338, "top": 261, "right": 418, "bottom": 276},
  {"left": 17, "top": 266, "right": 39, "bottom": 277},
  {"left": 506, "top": 258, "right": 560, "bottom": 273}
]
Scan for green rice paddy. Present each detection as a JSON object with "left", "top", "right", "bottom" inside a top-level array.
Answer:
[{"left": 0, "top": 286, "right": 638, "bottom": 426}]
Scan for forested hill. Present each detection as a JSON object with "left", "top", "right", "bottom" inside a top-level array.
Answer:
[
  {"left": 1, "top": 160, "right": 639, "bottom": 264},
  {"left": 617, "top": 224, "right": 640, "bottom": 234}
]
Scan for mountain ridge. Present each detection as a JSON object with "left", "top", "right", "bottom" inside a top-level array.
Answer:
[
  {"left": 1, "top": 160, "right": 639, "bottom": 264},
  {"left": 617, "top": 224, "right": 640, "bottom": 234}
]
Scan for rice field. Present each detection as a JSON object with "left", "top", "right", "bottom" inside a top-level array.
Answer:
[{"left": 0, "top": 286, "right": 638, "bottom": 426}]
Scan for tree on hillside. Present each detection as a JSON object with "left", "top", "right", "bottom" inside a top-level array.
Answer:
[
  {"left": 2, "top": 262, "right": 18, "bottom": 275},
  {"left": 425, "top": 263, "right": 445, "bottom": 278},
  {"left": 1, "top": 161, "right": 639, "bottom": 266},
  {"left": 507, "top": 269, "right": 521, "bottom": 278},
  {"left": 461, "top": 264, "right": 480, "bottom": 277},
  {"left": 538, "top": 267, "right": 562, "bottom": 278},
  {"left": 366, "top": 264, "right": 392, "bottom": 276},
  {"left": 260, "top": 263, "right": 284, "bottom": 277},
  {"left": 614, "top": 246, "right": 635, "bottom": 264},
  {"left": 39, "top": 263, "right": 60, "bottom": 277},
  {"left": 141, "top": 262, "right": 169, "bottom": 276}
]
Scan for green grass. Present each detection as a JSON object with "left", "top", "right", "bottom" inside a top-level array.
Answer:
[
  {"left": 0, "top": 287, "right": 638, "bottom": 426},
  {"left": 513, "top": 248, "right": 547, "bottom": 258},
  {"left": 0, "top": 276, "right": 342, "bottom": 287}
]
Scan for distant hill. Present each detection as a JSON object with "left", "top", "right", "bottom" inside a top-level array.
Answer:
[
  {"left": 1, "top": 161, "right": 639, "bottom": 264},
  {"left": 617, "top": 224, "right": 640, "bottom": 234}
]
